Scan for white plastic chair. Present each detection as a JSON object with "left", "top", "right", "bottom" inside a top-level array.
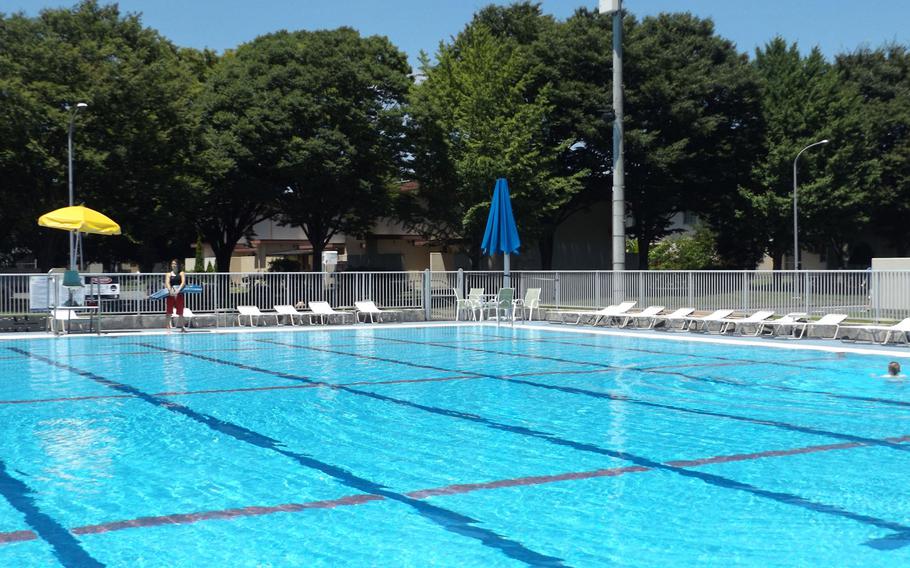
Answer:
[
  {"left": 237, "top": 305, "right": 278, "bottom": 327},
  {"left": 274, "top": 304, "right": 305, "bottom": 326},
  {"left": 617, "top": 305, "right": 665, "bottom": 328},
  {"left": 719, "top": 310, "right": 775, "bottom": 334},
  {"left": 793, "top": 313, "right": 848, "bottom": 339},
  {"left": 455, "top": 288, "right": 484, "bottom": 321},
  {"left": 354, "top": 300, "right": 397, "bottom": 323},
  {"left": 308, "top": 301, "right": 355, "bottom": 325},
  {"left": 684, "top": 309, "right": 735, "bottom": 333},
  {"left": 512, "top": 288, "right": 541, "bottom": 321},
  {"left": 648, "top": 307, "right": 695, "bottom": 330}
]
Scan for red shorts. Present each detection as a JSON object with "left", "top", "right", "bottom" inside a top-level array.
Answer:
[{"left": 165, "top": 294, "right": 185, "bottom": 316}]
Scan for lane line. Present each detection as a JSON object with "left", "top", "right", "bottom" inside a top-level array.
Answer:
[
  {"left": 2, "top": 433, "right": 908, "bottom": 546},
  {"left": 143, "top": 339, "right": 910, "bottom": 541},
  {"left": 8, "top": 347, "right": 565, "bottom": 567},
  {"left": 266, "top": 338, "right": 910, "bottom": 453},
  {"left": 0, "top": 460, "right": 102, "bottom": 566}
]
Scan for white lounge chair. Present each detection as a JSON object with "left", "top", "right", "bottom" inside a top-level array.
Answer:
[
  {"left": 792, "top": 313, "right": 848, "bottom": 339},
  {"left": 684, "top": 309, "right": 735, "bottom": 333},
  {"left": 617, "top": 305, "right": 665, "bottom": 328},
  {"left": 648, "top": 307, "right": 695, "bottom": 330},
  {"left": 172, "top": 306, "right": 197, "bottom": 328},
  {"left": 274, "top": 304, "right": 306, "bottom": 326},
  {"left": 308, "top": 301, "right": 355, "bottom": 325},
  {"left": 756, "top": 312, "right": 808, "bottom": 337},
  {"left": 557, "top": 301, "right": 637, "bottom": 326},
  {"left": 719, "top": 310, "right": 775, "bottom": 334},
  {"left": 841, "top": 316, "right": 910, "bottom": 344},
  {"left": 237, "top": 305, "right": 278, "bottom": 327},
  {"left": 354, "top": 300, "right": 397, "bottom": 323},
  {"left": 455, "top": 288, "right": 484, "bottom": 321},
  {"left": 512, "top": 288, "right": 542, "bottom": 321}
]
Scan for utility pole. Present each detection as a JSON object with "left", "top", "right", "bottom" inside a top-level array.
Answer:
[{"left": 600, "top": 0, "right": 625, "bottom": 271}]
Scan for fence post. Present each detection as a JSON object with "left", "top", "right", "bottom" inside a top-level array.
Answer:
[
  {"left": 872, "top": 270, "right": 881, "bottom": 323},
  {"left": 804, "top": 271, "right": 811, "bottom": 315},
  {"left": 423, "top": 269, "right": 431, "bottom": 321},
  {"left": 555, "top": 272, "right": 561, "bottom": 310},
  {"left": 594, "top": 272, "right": 601, "bottom": 309},
  {"left": 687, "top": 272, "right": 694, "bottom": 308},
  {"left": 742, "top": 272, "right": 749, "bottom": 311}
]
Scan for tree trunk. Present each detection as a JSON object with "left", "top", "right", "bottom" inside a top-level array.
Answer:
[
  {"left": 637, "top": 235, "right": 651, "bottom": 271},
  {"left": 771, "top": 251, "right": 783, "bottom": 271},
  {"left": 538, "top": 234, "right": 554, "bottom": 270},
  {"left": 311, "top": 240, "right": 325, "bottom": 273}
]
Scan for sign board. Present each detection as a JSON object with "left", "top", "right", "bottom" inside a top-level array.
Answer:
[
  {"left": 321, "top": 251, "right": 338, "bottom": 266},
  {"left": 29, "top": 275, "right": 85, "bottom": 311},
  {"left": 599, "top": 0, "right": 621, "bottom": 14}
]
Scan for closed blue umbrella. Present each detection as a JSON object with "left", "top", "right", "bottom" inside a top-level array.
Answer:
[{"left": 481, "top": 178, "right": 521, "bottom": 286}]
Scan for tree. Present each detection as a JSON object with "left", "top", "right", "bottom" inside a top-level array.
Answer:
[
  {"left": 0, "top": 1, "right": 203, "bottom": 270},
  {"left": 836, "top": 46, "right": 910, "bottom": 258},
  {"left": 408, "top": 4, "right": 585, "bottom": 267},
  {"left": 649, "top": 224, "right": 720, "bottom": 270},
  {"left": 622, "top": 13, "right": 763, "bottom": 269},
  {"left": 204, "top": 29, "right": 411, "bottom": 272},
  {"left": 745, "top": 38, "right": 866, "bottom": 269}
]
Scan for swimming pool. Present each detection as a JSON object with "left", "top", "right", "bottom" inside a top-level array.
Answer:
[{"left": 1, "top": 325, "right": 909, "bottom": 567}]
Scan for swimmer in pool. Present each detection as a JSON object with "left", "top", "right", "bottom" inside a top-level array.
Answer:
[{"left": 885, "top": 361, "right": 904, "bottom": 379}]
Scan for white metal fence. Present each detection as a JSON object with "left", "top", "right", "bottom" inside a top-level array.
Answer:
[{"left": 1, "top": 269, "right": 908, "bottom": 322}]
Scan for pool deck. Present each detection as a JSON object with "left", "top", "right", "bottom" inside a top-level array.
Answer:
[{"left": 1, "top": 320, "right": 907, "bottom": 359}]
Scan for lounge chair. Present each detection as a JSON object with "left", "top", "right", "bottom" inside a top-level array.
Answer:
[
  {"left": 756, "top": 312, "right": 808, "bottom": 337},
  {"left": 617, "top": 305, "right": 665, "bottom": 328},
  {"left": 308, "top": 301, "right": 355, "bottom": 325},
  {"left": 237, "top": 305, "right": 278, "bottom": 327},
  {"left": 512, "top": 288, "right": 542, "bottom": 321},
  {"left": 792, "top": 313, "right": 848, "bottom": 339},
  {"left": 275, "top": 304, "right": 306, "bottom": 326},
  {"left": 556, "top": 301, "right": 637, "bottom": 326},
  {"left": 648, "top": 307, "right": 695, "bottom": 330},
  {"left": 354, "top": 300, "right": 397, "bottom": 323},
  {"left": 172, "top": 307, "right": 197, "bottom": 328},
  {"left": 684, "top": 309, "right": 735, "bottom": 333},
  {"left": 840, "top": 316, "right": 910, "bottom": 344},
  {"left": 719, "top": 310, "right": 775, "bottom": 334},
  {"left": 455, "top": 288, "right": 484, "bottom": 321}
]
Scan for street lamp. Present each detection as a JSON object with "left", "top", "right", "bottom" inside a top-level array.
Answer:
[
  {"left": 792, "top": 139, "right": 828, "bottom": 270},
  {"left": 66, "top": 102, "right": 88, "bottom": 270}
]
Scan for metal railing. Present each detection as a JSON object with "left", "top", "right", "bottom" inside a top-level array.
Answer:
[{"left": 1, "top": 269, "right": 908, "bottom": 323}]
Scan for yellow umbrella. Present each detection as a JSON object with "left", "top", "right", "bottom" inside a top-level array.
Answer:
[{"left": 38, "top": 205, "right": 121, "bottom": 235}]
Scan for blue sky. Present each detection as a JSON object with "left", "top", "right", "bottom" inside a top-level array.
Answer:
[{"left": 3, "top": 0, "right": 908, "bottom": 69}]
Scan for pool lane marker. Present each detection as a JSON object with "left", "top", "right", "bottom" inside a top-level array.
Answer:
[
  {"left": 2, "top": 428, "right": 909, "bottom": 548},
  {"left": 155, "top": 338, "right": 910, "bottom": 545},
  {"left": 0, "top": 374, "right": 477, "bottom": 406},
  {"left": 280, "top": 337, "right": 910, "bottom": 454},
  {"left": 454, "top": 330, "right": 910, "bottom": 410},
  {"left": 0, "top": 460, "right": 103, "bottom": 566},
  {"left": 7, "top": 347, "right": 566, "bottom": 568}
]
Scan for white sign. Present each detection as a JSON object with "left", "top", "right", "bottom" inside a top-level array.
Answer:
[{"left": 599, "top": 0, "right": 621, "bottom": 14}]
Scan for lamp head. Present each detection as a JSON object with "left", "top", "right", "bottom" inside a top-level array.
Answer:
[
  {"left": 76, "top": 102, "right": 88, "bottom": 108},
  {"left": 820, "top": 139, "right": 829, "bottom": 144}
]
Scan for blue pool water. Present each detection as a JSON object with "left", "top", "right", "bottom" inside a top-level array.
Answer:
[{"left": 1, "top": 325, "right": 909, "bottom": 567}]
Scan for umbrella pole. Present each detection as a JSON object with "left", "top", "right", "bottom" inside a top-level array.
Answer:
[{"left": 503, "top": 253, "right": 510, "bottom": 289}]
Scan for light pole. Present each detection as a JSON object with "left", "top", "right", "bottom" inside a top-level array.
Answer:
[
  {"left": 66, "top": 102, "right": 88, "bottom": 270},
  {"left": 599, "top": 0, "right": 624, "bottom": 272},
  {"left": 792, "top": 139, "right": 828, "bottom": 270}
]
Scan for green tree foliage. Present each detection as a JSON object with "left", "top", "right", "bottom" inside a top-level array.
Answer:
[
  {"left": 836, "top": 46, "right": 910, "bottom": 257},
  {"left": 407, "top": 3, "right": 585, "bottom": 267},
  {"left": 622, "top": 13, "right": 763, "bottom": 269},
  {"left": 0, "top": 1, "right": 203, "bottom": 270},
  {"left": 205, "top": 28, "right": 411, "bottom": 272},
  {"left": 746, "top": 38, "right": 866, "bottom": 269}
]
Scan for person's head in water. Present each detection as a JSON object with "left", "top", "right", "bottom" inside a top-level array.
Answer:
[{"left": 888, "top": 361, "right": 901, "bottom": 376}]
